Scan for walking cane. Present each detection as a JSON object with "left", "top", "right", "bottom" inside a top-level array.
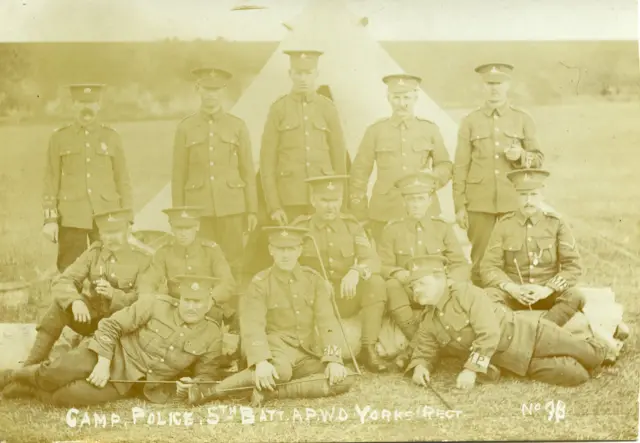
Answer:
[
  {"left": 513, "top": 258, "right": 533, "bottom": 310},
  {"left": 304, "top": 234, "right": 363, "bottom": 375}
]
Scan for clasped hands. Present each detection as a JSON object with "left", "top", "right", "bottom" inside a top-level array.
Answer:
[{"left": 504, "top": 282, "right": 553, "bottom": 306}]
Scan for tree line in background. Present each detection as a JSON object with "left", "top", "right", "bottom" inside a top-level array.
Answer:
[{"left": 0, "top": 40, "right": 638, "bottom": 124}]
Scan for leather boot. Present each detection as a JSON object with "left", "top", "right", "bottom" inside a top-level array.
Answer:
[
  {"left": 359, "top": 345, "right": 389, "bottom": 373},
  {"left": 2, "top": 382, "right": 36, "bottom": 399},
  {"left": 23, "top": 331, "right": 58, "bottom": 366},
  {"left": 11, "top": 364, "right": 40, "bottom": 387},
  {"left": 0, "top": 369, "right": 15, "bottom": 390},
  {"left": 188, "top": 369, "right": 255, "bottom": 406}
]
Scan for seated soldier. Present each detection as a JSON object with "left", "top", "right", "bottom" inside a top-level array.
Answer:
[
  {"left": 0, "top": 275, "right": 226, "bottom": 406},
  {"left": 379, "top": 171, "right": 470, "bottom": 340},
  {"left": 405, "top": 255, "right": 614, "bottom": 390},
  {"left": 186, "top": 226, "right": 355, "bottom": 407},
  {"left": 17, "top": 209, "right": 151, "bottom": 368},
  {"left": 137, "top": 206, "right": 236, "bottom": 324},
  {"left": 291, "top": 175, "right": 388, "bottom": 372},
  {"left": 480, "top": 169, "right": 586, "bottom": 327}
]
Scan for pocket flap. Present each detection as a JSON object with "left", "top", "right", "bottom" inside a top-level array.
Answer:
[
  {"left": 470, "top": 132, "right": 490, "bottom": 141},
  {"left": 218, "top": 131, "right": 239, "bottom": 145},
  {"left": 504, "top": 130, "right": 524, "bottom": 139},
  {"left": 466, "top": 174, "right": 483, "bottom": 184},
  {"left": 101, "top": 191, "right": 120, "bottom": 202},
  {"left": 185, "top": 179, "right": 204, "bottom": 190},
  {"left": 536, "top": 237, "right": 555, "bottom": 250},
  {"left": 313, "top": 119, "right": 330, "bottom": 132},
  {"left": 183, "top": 340, "right": 207, "bottom": 355},
  {"left": 227, "top": 177, "right": 246, "bottom": 188},
  {"left": 278, "top": 119, "right": 300, "bottom": 131},
  {"left": 374, "top": 143, "right": 395, "bottom": 152},
  {"left": 435, "top": 330, "right": 451, "bottom": 346},
  {"left": 59, "top": 146, "right": 81, "bottom": 156},
  {"left": 340, "top": 243, "right": 355, "bottom": 258},
  {"left": 412, "top": 138, "right": 433, "bottom": 152},
  {"left": 147, "top": 319, "right": 173, "bottom": 339}
]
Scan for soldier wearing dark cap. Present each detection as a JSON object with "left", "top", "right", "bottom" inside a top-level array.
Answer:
[
  {"left": 187, "top": 226, "right": 354, "bottom": 407},
  {"left": 405, "top": 255, "right": 611, "bottom": 389},
  {"left": 350, "top": 74, "right": 452, "bottom": 243},
  {"left": 172, "top": 67, "right": 258, "bottom": 282},
  {"left": 480, "top": 169, "right": 587, "bottom": 327},
  {"left": 453, "top": 63, "right": 544, "bottom": 285},
  {"left": 2, "top": 209, "right": 151, "bottom": 397},
  {"left": 379, "top": 171, "right": 470, "bottom": 339},
  {"left": 260, "top": 50, "right": 348, "bottom": 226},
  {"left": 291, "top": 175, "right": 389, "bottom": 372},
  {"left": 1, "top": 275, "right": 226, "bottom": 405},
  {"left": 136, "top": 206, "right": 236, "bottom": 322},
  {"left": 42, "top": 84, "right": 133, "bottom": 273}
]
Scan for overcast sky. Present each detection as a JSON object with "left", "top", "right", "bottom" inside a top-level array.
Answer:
[{"left": 0, "top": 0, "right": 637, "bottom": 42}]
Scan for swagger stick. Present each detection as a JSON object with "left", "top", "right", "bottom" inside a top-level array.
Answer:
[
  {"left": 305, "top": 234, "right": 363, "bottom": 375},
  {"left": 513, "top": 258, "right": 532, "bottom": 310}
]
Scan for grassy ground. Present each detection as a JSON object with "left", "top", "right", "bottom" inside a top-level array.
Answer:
[{"left": 0, "top": 102, "right": 639, "bottom": 441}]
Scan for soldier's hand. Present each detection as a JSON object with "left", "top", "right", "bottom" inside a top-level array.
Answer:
[
  {"left": 176, "top": 377, "right": 194, "bottom": 398},
  {"left": 95, "top": 279, "right": 115, "bottom": 299},
  {"left": 504, "top": 145, "right": 524, "bottom": 161},
  {"left": 71, "top": 300, "right": 92, "bottom": 323},
  {"left": 456, "top": 369, "right": 477, "bottom": 390},
  {"left": 455, "top": 209, "right": 469, "bottom": 230},
  {"left": 340, "top": 269, "right": 360, "bottom": 299},
  {"left": 412, "top": 364, "right": 431, "bottom": 387},
  {"left": 247, "top": 213, "right": 258, "bottom": 232},
  {"left": 270, "top": 210, "right": 288, "bottom": 226},
  {"left": 393, "top": 270, "right": 411, "bottom": 284},
  {"left": 254, "top": 360, "right": 279, "bottom": 391},
  {"left": 42, "top": 222, "right": 59, "bottom": 244},
  {"left": 325, "top": 362, "right": 348, "bottom": 386},
  {"left": 87, "top": 357, "right": 111, "bottom": 388}
]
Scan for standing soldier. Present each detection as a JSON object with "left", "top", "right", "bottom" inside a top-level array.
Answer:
[
  {"left": 0, "top": 275, "right": 226, "bottom": 406},
  {"left": 405, "top": 255, "right": 612, "bottom": 389},
  {"left": 137, "top": 206, "right": 236, "bottom": 323},
  {"left": 349, "top": 74, "right": 452, "bottom": 243},
  {"left": 42, "top": 84, "right": 133, "bottom": 273},
  {"left": 453, "top": 63, "right": 543, "bottom": 285},
  {"left": 291, "top": 175, "right": 389, "bottom": 372},
  {"left": 187, "top": 226, "right": 354, "bottom": 407},
  {"left": 378, "top": 171, "right": 470, "bottom": 340},
  {"left": 172, "top": 67, "right": 258, "bottom": 282},
  {"left": 260, "top": 49, "right": 348, "bottom": 225},
  {"left": 7, "top": 208, "right": 150, "bottom": 392}
]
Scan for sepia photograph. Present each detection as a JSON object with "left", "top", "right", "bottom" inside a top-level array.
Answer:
[{"left": 0, "top": 0, "right": 638, "bottom": 441}]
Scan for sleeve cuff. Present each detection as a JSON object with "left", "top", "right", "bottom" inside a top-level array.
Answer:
[
  {"left": 464, "top": 351, "right": 491, "bottom": 374},
  {"left": 321, "top": 345, "right": 343, "bottom": 364},
  {"left": 545, "top": 275, "right": 569, "bottom": 292},
  {"left": 88, "top": 336, "right": 114, "bottom": 360},
  {"left": 246, "top": 346, "right": 273, "bottom": 368},
  {"left": 43, "top": 208, "right": 59, "bottom": 223}
]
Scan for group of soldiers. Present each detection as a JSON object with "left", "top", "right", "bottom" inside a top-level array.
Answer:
[{"left": 0, "top": 49, "right": 629, "bottom": 408}]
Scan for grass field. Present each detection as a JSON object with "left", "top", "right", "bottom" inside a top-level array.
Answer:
[{"left": 0, "top": 102, "right": 639, "bottom": 442}]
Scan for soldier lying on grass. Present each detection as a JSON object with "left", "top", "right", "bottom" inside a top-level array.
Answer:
[
  {"left": 405, "top": 255, "right": 618, "bottom": 390},
  {"left": 0, "top": 275, "right": 226, "bottom": 406}
]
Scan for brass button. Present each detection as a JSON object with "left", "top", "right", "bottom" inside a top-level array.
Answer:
[
  {"left": 209, "top": 132, "right": 213, "bottom": 136},
  {"left": 148, "top": 369, "right": 153, "bottom": 374},
  {"left": 179, "top": 333, "right": 184, "bottom": 337},
  {"left": 169, "top": 346, "right": 174, "bottom": 350},
  {"left": 456, "top": 337, "right": 462, "bottom": 342}
]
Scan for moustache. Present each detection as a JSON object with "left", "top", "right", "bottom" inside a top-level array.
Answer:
[{"left": 80, "top": 108, "right": 95, "bottom": 119}]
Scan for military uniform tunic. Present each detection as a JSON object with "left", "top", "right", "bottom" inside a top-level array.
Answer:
[
  {"left": 84, "top": 294, "right": 224, "bottom": 403},
  {"left": 172, "top": 110, "right": 257, "bottom": 218},
  {"left": 42, "top": 122, "right": 133, "bottom": 271},
  {"left": 452, "top": 103, "right": 543, "bottom": 215},
  {"left": 260, "top": 92, "right": 347, "bottom": 215},
  {"left": 349, "top": 116, "right": 452, "bottom": 232},
  {"left": 40, "top": 241, "right": 152, "bottom": 337},
  {"left": 479, "top": 209, "right": 584, "bottom": 325},
  {"left": 407, "top": 282, "right": 604, "bottom": 385},
  {"left": 240, "top": 265, "right": 344, "bottom": 368},
  {"left": 137, "top": 238, "right": 236, "bottom": 306},
  {"left": 378, "top": 215, "right": 470, "bottom": 281},
  {"left": 291, "top": 213, "right": 387, "bottom": 345}
]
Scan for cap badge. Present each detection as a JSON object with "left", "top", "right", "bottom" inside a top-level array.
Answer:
[
  {"left": 300, "top": 53, "right": 307, "bottom": 59},
  {"left": 524, "top": 173, "right": 531, "bottom": 181},
  {"left": 107, "top": 214, "right": 116, "bottom": 222},
  {"left": 84, "top": 87, "right": 92, "bottom": 94},
  {"left": 411, "top": 178, "right": 422, "bottom": 186},
  {"left": 191, "top": 282, "right": 200, "bottom": 291},
  {"left": 281, "top": 230, "right": 289, "bottom": 237},
  {"left": 490, "top": 66, "right": 499, "bottom": 74},
  {"left": 397, "top": 79, "right": 405, "bottom": 86},
  {"left": 181, "top": 210, "right": 189, "bottom": 218},
  {"left": 326, "top": 182, "right": 335, "bottom": 190}
]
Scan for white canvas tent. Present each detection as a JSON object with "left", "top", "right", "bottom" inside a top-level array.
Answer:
[{"left": 132, "top": 0, "right": 464, "bottom": 245}]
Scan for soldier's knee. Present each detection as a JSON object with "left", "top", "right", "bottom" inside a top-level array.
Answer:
[
  {"left": 484, "top": 287, "right": 509, "bottom": 304},
  {"left": 560, "top": 288, "right": 586, "bottom": 310},
  {"left": 271, "top": 360, "right": 293, "bottom": 382}
]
